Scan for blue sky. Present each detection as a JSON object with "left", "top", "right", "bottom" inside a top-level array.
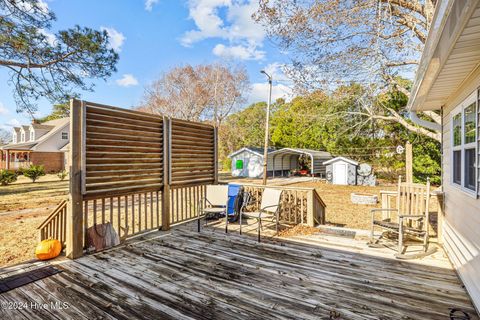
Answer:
[{"left": 0, "top": 0, "right": 293, "bottom": 130}]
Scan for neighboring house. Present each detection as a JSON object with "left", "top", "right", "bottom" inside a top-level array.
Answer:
[
  {"left": 407, "top": 0, "right": 480, "bottom": 311},
  {"left": 0, "top": 118, "right": 70, "bottom": 172},
  {"left": 228, "top": 147, "right": 332, "bottom": 178}
]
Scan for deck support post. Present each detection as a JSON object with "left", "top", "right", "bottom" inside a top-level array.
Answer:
[
  {"left": 214, "top": 126, "right": 218, "bottom": 184},
  {"left": 66, "top": 99, "right": 84, "bottom": 259},
  {"left": 161, "top": 117, "right": 171, "bottom": 231}
]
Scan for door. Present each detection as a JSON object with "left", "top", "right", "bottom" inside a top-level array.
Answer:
[{"left": 333, "top": 163, "right": 348, "bottom": 185}]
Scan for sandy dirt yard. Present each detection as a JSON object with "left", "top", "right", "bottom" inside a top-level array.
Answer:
[
  {"left": 288, "top": 180, "right": 396, "bottom": 229},
  {"left": 0, "top": 173, "right": 431, "bottom": 267},
  {"left": 0, "top": 174, "right": 68, "bottom": 267}
]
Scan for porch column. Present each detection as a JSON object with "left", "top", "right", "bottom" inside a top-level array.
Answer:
[{"left": 6, "top": 150, "right": 9, "bottom": 170}]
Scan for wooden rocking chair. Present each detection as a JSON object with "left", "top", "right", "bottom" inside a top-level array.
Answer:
[{"left": 369, "top": 176, "right": 435, "bottom": 259}]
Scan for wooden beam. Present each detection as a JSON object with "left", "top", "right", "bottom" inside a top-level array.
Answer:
[
  {"left": 213, "top": 126, "right": 218, "bottom": 184},
  {"left": 406, "top": 141, "right": 413, "bottom": 183},
  {"left": 66, "top": 99, "right": 84, "bottom": 259},
  {"left": 161, "top": 117, "right": 171, "bottom": 231}
]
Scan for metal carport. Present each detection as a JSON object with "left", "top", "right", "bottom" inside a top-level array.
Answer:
[{"left": 267, "top": 148, "right": 332, "bottom": 178}]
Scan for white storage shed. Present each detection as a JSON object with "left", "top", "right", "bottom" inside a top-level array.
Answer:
[{"left": 323, "top": 157, "right": 359, "bottom": 185}]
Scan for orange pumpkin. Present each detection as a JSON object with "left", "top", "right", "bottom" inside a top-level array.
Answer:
[{"left": 35, "top": 239, "right": 62, "bottom": 260}]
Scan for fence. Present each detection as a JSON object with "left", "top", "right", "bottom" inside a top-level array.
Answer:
[
  {"left": 242, "top": 184, "right": 326, "bottom": 226},
  {"left": 65, "top": 99, "right": 217, "bottom": 258}
]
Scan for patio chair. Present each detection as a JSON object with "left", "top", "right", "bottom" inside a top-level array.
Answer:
[
  {"left": 240, "top": 188, "right": 283, "bottom": 242},
  {"left": 197, "top": 185, "right": 229, "bottom": 232},
  {"left": 369, "top": 176, "right": 433, "bottom": 259}
]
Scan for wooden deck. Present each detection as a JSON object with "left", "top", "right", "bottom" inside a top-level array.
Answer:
[{"left": 0, "top": 225, "right": 478, "bottom": 320}]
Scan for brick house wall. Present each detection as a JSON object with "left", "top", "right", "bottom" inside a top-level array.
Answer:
[{"left": 30, "top": 152, "right": 64, "bottom": 172}]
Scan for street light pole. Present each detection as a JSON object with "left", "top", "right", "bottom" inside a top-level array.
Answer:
[{"left": 261, "top": 70, "right": 272, "bottom": 185}]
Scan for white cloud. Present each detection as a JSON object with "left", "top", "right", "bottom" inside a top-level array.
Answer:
[
  {"left": 17, "top": 0, "right": 49, "bottom": 14},
  {"left": 263, "top": 62, "right": 290, "bottom": 82},
  {"left": 116, "top": 74, "right": 139, "bottom": 87},
  {"left": 248, "top": 82, "right": 294, "bottom": 105},
  {"left": 145, "top": 0, "right": 159, "bottom": 11},
  {"left": 212, "top": 44, "right": 265, "bottom": 60},
  {"left": 39, "top": 28, "right": 57, "bottom": 46},
  {"left": 36, "top": 0, "right": 49, "bottom": 13},
  {"left": 182, "top": 0, "right": 266, "bottom": 60},
  {"left": 0, "top": 118, "right": 21, "bottom": 131},
  {"left": 101, "top": 27, "right": 126, "bottom": 52}
]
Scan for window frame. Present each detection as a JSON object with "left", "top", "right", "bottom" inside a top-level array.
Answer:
[
  {"left": 61, "top": 132, "right": 68, "bottom": 140},
  {"left": 30, "top": 130, "right": 34, "bottom": 141},
  {"left": 450, "top": 91, "right": 478, "bottom": 196}
]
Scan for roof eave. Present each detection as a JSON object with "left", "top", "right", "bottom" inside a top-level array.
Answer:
[{"left": 408, "top": 0, "right": 479, "bottom": 111}]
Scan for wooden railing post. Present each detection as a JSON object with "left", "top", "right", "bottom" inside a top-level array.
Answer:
[
  {"left": 306, "top": 189, "right": 314, "bottom": 227},
  {"left": 406, "top": 141, "right": 413, "bottom": 183},
  {"left": 66, "top": 99, "right": 84, "bottom": 259},
  {"left": 161, "top": 117, "right": 171, "bottom": 231},
  {"left": 214, "top": 126, "right": 218, "bottom": 184}
]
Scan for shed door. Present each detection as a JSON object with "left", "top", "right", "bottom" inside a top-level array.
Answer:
[{"left": 333, "top": 163, "right": 348, "bottom": 185}]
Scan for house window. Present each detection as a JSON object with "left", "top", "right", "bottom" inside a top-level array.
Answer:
[
  {"left": 236, "top": 160, "right": 244, "bottom": 170},
  {"left": 21, "top": 132, "right": 25, "bottom": 142},
  {"left": 61, "top": 132, "right": 68, "bottom": 140},
  {"left": 30, "top": 130, "right": 34, "bottom": 141},
  {"left": 451, "top": 91, "right": 477, "bottom": 194}
]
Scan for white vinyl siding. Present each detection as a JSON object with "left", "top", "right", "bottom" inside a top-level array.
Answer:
[{"left": 442, "top": 76, "right": 480, "bottom": 312}]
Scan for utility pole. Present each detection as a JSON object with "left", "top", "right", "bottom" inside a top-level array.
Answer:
[{"left": 261, "top": 70, "right": 272, "bottom": 185}]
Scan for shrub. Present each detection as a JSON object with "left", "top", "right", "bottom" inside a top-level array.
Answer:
[
  {"left": 23, "top": 165, "right": 46, "bottom": 183},
  {"left": 0, "top": 170, "right": 17, "bottom": 186},
  {"left": 16, "top": 167, "right": 24, "bottom": 176},
  {"left": 57, "top": 170, "right": 68, "bottom": 181}
]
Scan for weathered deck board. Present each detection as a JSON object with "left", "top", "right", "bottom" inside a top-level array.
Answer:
[{"left": 0, "top": 226, "right": 478, "bottom": 320}]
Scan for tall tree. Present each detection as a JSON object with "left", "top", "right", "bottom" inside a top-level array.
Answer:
[
  {"left": 37, "top": 102, "right": 69, "bottom": 122},
  {"left": 0, "top": 0, "right": 119, "bottom": 117},
  {"left": 0, "top": 128, "right": 10, "bottom": 145},
  {"left": 219, "top": 101, "right": 270, "bottom": 159},
  {"left": 254, "top": 0, "right": 440, "bottom": 141},
  {"left": 140, "top": 63, "right": 249, "bottom": 126}
]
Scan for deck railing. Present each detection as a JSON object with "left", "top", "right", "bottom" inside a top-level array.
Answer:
[
  {"left": 42, "top": 99, "right": 327, "bottom": 258},
  {"left": 64, "top": 99, "right": 218, "bottom": 258},
  {"left": 37, "top": 200, "right": 68, "bottom": 246},
  {"left": 241, "top": 184, "right": 326, "bottom": 226}
]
